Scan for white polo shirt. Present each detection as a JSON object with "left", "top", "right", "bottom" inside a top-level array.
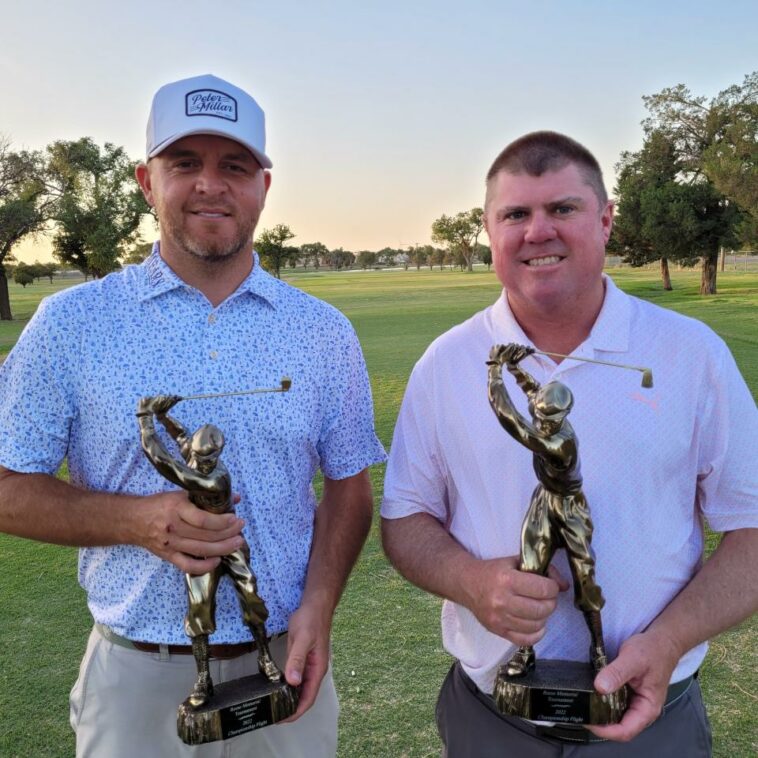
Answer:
[{"left": 382, "top": 275, "right": 758, "bottom": 693}]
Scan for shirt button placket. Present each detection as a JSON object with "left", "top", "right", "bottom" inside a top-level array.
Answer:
[{"left": 207, "top": 311, "right": 220, "bottom": 367}]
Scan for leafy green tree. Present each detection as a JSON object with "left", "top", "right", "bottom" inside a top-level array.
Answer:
[
  {"left": 47, "top": 138, "right": 148, "bottom": 278},
  {"left": 300, "top": 242, "right": 328, "bottom": 270},
  {"left": 26, "top": 260, "right": 57, "bottom": 283},
  {"left": 325, "top": 248, "right": 354, "bottom": 270},
  {"left": 452, "top": 249, "right": 467, "bottom": 271},
  {"left": 406, "top": 245, "right": 429, "bottom": 270},
  {"left": 431, "top": 208, "right": 483, "bottom": 272},
  {"left": 614, "top": 130, "right": 700, "bottom": 290},
  {"left": 476, "top": 243, "right": 492, "bottom": 270},
  {"left": 356, "top": 250, "right": 377, "bottom": 269},
  {"left": 13, "top": 263, "right": 33, "bottom": 288},
  {"left": 376, "top": 247, "right": 400, "bottom": 268},
  {"left": 430, "top": 247, "right": 446, "bottom": 270},
  {"left": 286, "top": 246, "right": 302, "bottom": 268},
  {"left": 0, "top": 139, "right": 50, "bottom": 319},
  {"left": 639, "top": 73, "right": 755, "bottom": 293},
  {"left": 256, "top": 224, "right": 295, "bottom": 279}
]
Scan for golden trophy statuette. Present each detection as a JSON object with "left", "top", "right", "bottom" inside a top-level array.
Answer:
[
  {"left": 487, "top": 345, "right": 629, "bottom": 725},
  {"left": 136, "top": 381, "right": 298, "bottom": 745}
]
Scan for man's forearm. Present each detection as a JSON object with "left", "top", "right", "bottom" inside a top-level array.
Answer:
[
  {"left": 381, "top": 512, "right": 481, "bottom": 607},
  {"left": 0, "top": 466, "right": 247, "bottom": 575},
  {"left": 0, "top": 467, "right": 140, "bottom": 547},
  {"left": 646, "top": 528, "right": 758, "bottom": 658},
  {"left": 299, "top": 470, "right": 374, "bottom": 620}
]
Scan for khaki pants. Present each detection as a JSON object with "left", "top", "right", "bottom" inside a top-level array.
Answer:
[{"left": 70, "top": 626, "right": 339, "bottom": 758}]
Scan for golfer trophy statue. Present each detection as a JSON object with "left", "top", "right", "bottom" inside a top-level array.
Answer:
[
  {"left": 487, "top": 344, "right": 635, "bottom": 725},
  {"left": 136, "top": 379, "right": 298, "bottom": 745}
]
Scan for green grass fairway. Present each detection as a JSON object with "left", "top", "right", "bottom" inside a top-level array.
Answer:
[{"left": 0, "top": 267, "right": 756, "bottom": 757}]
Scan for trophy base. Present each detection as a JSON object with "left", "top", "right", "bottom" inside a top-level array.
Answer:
[
  {"left": 493, "top": 659, "right": 629, "bottom": 725},
  {"left": 177, "top": 674, "right": 299, "bottom": 745}
]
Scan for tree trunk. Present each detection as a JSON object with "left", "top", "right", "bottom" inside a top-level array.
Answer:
[
  {"left": 660, "top": 257, "right": 672, "bottom": 291},
  {"left": 719, "top": 247, "right": 725, "bottom": 272},
  {"left": 700, "top": 252, "right": 718, "bottom": 295},
  {"left": 0, "top": 268, "right": 12, "bottom": 321}
]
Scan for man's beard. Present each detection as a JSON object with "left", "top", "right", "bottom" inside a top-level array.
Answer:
[
  {"left": 158, "top": 205, "right": 257, "bottom": 264},
  {"left": 182, "top": 232, "right": 251, "bottom": 263}
]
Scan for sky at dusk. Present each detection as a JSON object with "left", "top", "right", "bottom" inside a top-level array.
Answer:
[{"left": 4, "top": 0, "right": 756, "bottom": 263}]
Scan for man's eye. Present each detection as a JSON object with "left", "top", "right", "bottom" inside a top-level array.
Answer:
[
  {"left": 175, "top": 160, "right": 196, "bottom": 169},
  {"left": 225, "top": 163, "right": 248, "bottom": 174},
  {"left": 555, "top": 205, "right": 574, "bottom": 215},
  {"left": 504, "top": 210, "right": 527, "bottom": 221}
]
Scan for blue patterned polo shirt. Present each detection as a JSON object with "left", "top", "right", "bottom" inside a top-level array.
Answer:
[{"left": 0, "top": 247, "right": 386, "bottom": 643}]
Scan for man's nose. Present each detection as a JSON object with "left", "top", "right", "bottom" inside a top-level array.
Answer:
[
  {"left": 194, "top": 167, "right": 227, "bottom": 194},
  {"left": 524, "top": 212, "right": 556, "bottom": 243}
]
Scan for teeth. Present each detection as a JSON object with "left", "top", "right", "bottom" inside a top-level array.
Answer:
[
  {"left": 527, "top": 256, "right": 561, "bottom": 267},
  {"left": 196, "top": 212, "right": 226, "bottom": 218}
]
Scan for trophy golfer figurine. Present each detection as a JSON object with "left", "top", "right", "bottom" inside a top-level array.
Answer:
[
  {"left": 136, "top": 379, "right": 298, "bottom": 744},
  {"left": 487, "top": 344, "right": 629, "bottom": 725}
]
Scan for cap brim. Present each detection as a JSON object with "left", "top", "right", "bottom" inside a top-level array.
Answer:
[{"left": 148, "top": 129, "right": 273, "bottom": 169}]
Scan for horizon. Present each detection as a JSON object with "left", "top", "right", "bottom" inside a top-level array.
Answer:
[{"left": 5, "top": 1, "right": 756, "bottom": 264}]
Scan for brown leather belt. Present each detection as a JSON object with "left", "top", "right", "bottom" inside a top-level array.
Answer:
[
  {"left": 95, "top": 623, "right": 284, "bottom": 660},
  {"left": 131, "top": 639, "right": 258, "bottom": 659}
]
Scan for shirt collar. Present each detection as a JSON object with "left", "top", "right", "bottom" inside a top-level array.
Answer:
[
  {"left": 137, "top": 242, "right": 279, "bottom": 308},
  {"left": 492, "top": 274, "right": 631, "bottom": 355},
  {"left": 584, "top": 274, "right": 631, "bottom": 354}
]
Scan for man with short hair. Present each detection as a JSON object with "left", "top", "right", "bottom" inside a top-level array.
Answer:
[
  {"left": 381, "top": 131, "right": 758, "bottom": 756},
  {"left": 0, "top": 74, "right": 385, "bottom": 757}
]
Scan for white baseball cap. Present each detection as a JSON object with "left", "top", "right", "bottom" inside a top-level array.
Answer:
[{"left": 145, "top": 74, "right": 272, "bottom": 168}]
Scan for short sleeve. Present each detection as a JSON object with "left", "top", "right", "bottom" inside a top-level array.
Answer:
[
  {"left": 0, "top": 296, "right": 79, "bottom": 474},
  {"left": 316, "top": 320, "right": 385, "bottom": 479},
  {"left": 695, "top": 341, "right": 758, "bottom": 531},
  {"left": 381, "top": 356, "right": 450, "bottom": 522}
]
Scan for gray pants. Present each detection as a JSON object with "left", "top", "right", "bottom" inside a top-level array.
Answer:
[
  {"left": 436, "top": 662, "right": 712, "bottom": 757},
  {"left": 70, "top": 626, "right": 339, "bottom": 758}
]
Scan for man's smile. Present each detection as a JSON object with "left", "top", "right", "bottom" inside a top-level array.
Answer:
[
  {"left": 524, "top": 254, "right": 564, "bottom": 267},
  {"left": 189, "top": 209, "right": 232, "bottom": 218}
]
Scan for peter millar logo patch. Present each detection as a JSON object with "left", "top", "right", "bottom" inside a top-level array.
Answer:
[{"left": 185, "top": 89, "right": 238, "bottom": 122}]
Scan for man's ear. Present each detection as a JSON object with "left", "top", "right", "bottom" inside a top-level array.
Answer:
[
  {"left": 601, "top": 200, "right": 614, "bottom": 244},
  {"left": 135, "top": 162, "right": 154, "bottom": 207}
]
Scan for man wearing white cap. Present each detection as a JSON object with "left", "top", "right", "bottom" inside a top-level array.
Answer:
[{"left": 0, "top": 74, "right": 385, "bottom": 757}]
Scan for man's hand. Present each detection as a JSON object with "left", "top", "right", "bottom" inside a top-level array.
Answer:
[
  {"left": 587, "top": 630, "right": 681, "bottom": 742},
  {"left": 462, "top": 556, "right": 569, "bottom": 644},
  {"left": 281, "top": 601, "right": 332, "bottom": 721},
  {"left": 130, "top": 490, "right": 245, "bottom": 574}
]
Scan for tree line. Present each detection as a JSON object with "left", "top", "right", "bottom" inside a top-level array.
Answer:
[
  {"left": 253, "top": 222, "right": 492, "bottom": 279},
  {"left": 1, "top": 72, "right": 755, "bottom": 318},
  {"left": 0, "top": 133, "right": 491, "bottom": 319}
]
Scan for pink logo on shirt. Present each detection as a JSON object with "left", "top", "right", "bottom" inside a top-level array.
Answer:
[{"left": 630, "top": 392, "right": 660, "bottom": 412}]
